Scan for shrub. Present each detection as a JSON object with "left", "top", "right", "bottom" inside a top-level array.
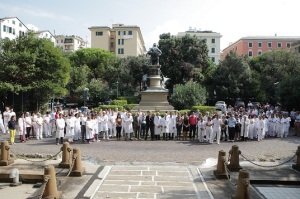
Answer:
[
  {"left": 95, "top": 105, "right": 123, "bottom": 112},
  {"left": 118, "top": 96, "right": 140, "bottom": 104},
  {"left": 111, "top": 100, "right": 127, "bottom": 106},
  {"left": 191, "top": 106, "right": 216, "bottom": 114},
  {"left": 178, "top": 109, "right": 191, "bottom": 115},
  {"left": 123, "top": 104, "right": 138, "bottom": 111}
]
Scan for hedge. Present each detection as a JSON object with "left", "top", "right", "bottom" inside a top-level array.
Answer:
[
  {"left": 95, "top": 105, "right": 123, "bottom": 112},
  {"left": 118, "top": 96, "right": 140, "bottom": 104},
  {"left": 111, "top": 100, "right": 127, "bottom": 106},
  {"left": 191, "top": 106, "right": 216, "bottom": 114},
  {"left": 123, "top": 104, "right": 138, "bottom": 111},
  {"left": 178, "top": 109, "right": 191, "bottom": 115}
]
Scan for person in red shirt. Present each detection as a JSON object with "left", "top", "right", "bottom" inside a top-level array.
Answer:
[{"left": 189, "top": 112, "right": 197, "bottom": 140}]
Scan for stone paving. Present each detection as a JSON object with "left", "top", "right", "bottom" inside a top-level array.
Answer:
[
  {"left": 92, "top": 165, "right": 211, "bottom": 199},
  {"left": 255, "top": 186, "right": 300, "bottom": 199}
]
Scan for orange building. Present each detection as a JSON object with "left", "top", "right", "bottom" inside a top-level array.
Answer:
[{"left": 221, "top": 36, "right": 300, "bottom": 60}]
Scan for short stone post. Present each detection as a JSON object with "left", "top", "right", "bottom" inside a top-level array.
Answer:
[
  {"left": 58, "top": 142, "right": 72, "bottom": 168},
  {"left": 0, "top": 141, "right": 14, "bottom": 166},
  {"left": 42, "top": 165, "right": 62, "bottom": 199},
  {"left": 228, "top": 145, "right": 242, "bottom": 172},
  {"left": 70, "top": 147, "right": 84, "bottom": 176},
  {"left": 213, "top": 150, "right": 229, "bottom": 179},
  {"left": 292, "top": 146, "right": 300, "bottom": 172},
  {"left": 231, "top": 170, "right": 250, "bottom": 199}
]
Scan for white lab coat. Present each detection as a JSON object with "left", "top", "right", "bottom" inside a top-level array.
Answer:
[
  {"left": 56, "top": 118, "right": 65, "bottom": 138},
  {"left": 160, "top": 116, "right": 170, "bottom": 133},
  {"left": 154, "top": 115, "right": 161, "bottom": 135},
  {"left": 240, "top": 117, "right": 250, "bottom": 137},
  {"left": 124, "top": 115, "right": 133, "bottom": 134}
]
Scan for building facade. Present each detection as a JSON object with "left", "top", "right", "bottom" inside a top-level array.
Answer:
[
  {"left": 33, "top": 30, "right": 56, "bottom": 45},
  {"left": 222, "top": 36, "right": 300, "bottom": 60},
  {"left": 291, "top": 40, "right": 300, "bottom": 56},
  {"left": 177, "top": 29, "right": 222, "bottom": 64},
  {"left": 0, "top": 17, "right": 28, "bottom": 40},
  {"left": 55, "top": 35, "right": 87, "bottom": 53},
  {"left": 89, "top": 24, "right": 146, "bottom": 57}
]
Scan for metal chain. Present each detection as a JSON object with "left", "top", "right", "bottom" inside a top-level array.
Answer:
[
  {"left": 223, "top": 161, "right": 237, "bottom": 186},
  {"left": 240, "top": 153, "right": 297, "bottom": 168},
  {"left": 10, "top": 150, "right": 62, "bottom": 163}
]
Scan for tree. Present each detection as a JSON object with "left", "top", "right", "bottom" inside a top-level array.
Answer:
[
  {"left": 87, "top": 78, "right": 110, "bottom": 104},
  {"left": 0, "top": 33, "right": 71, "bottom": 111},
  {"left": 249, "top": 50, "right": 300, "bottom": 104},
  {"left": 158, "top": 33, "right": 210, "bottom": 89},
  {"left": 171, "top": 82, "right": 207, "bottom": 110},
  {"left": 210, "top": 51, "right": 253, "bottom": 102}
]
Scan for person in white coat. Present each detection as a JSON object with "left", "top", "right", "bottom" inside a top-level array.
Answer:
[
  {"left": 240, "top": 115, "right": 250, "bottom": 141},
  {"left": 74, "top": 113, "right": 81, "bottom": 141},
  {"left": 248, "top": 115, "right": 255, "bottom": 140},
  {"left": 66, "top": 113, "right": 76, "bottom": 143},
  {"left": 55, "top": 113, "right": 65, "bottom": 145},
  {"left": 35, "top": 113, "right": 43, "bottom": 140},
  {"left": 3, "top": 107, "right": 10, "bottom": 134},
  {"left": 102, "top": 111, "right": 109, "bottom": 140},
  {"left": 277, "top": 115, "right": 284, "bottom": 138},
  {"left": 154, "top": 112, "right": 161, "bottom": 140},
  {"left": 93, "top": 114, "right": 99, "bottom": 142},
  {"left": 257, "top": 116, "right": 265, "bottom": 141},
  {"left": 210, "top": 114, "right": 222, "bottom": 144},
  {"left": 169, "top": 112, "right": 176, "bottom": 140},
  {"left": 110, "top": 111, "right": 117, "bottom": 138},
  {"left": 197, "top": 116, "right": 206, "bottom": 142},
  {"left": 283, "top": 115, "right": 290, "bottom": 137},
  {"left": 124, "top": 112, "right": 133, "bottom": 140},
  {"left": 161, "top": 113, "right": 170, "bottom": 141},
  {"left": 43, "top": 112, "right": 51, "bottom": 138},
  {"left": 85, "top": 116, "right": 94, "bottom": 144},
  {"left": 206, "top": 117, "right": 213, "bottom": 143},
  {"left": 0, "top": 112, "right": 5, "bottom": 134},
  {"left": 18, "top": 113, "right": 26, "bottom": 142}
]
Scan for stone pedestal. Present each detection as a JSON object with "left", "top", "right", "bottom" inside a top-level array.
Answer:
[{"left": 133, "top": 65, "right": 174, "bottom": 112}]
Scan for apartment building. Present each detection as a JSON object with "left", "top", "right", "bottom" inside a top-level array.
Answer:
[
  {"left": 0, "top": 17, "right": 28, "bottom": 40},
  {"left": 89, "top": 24, "right": 146, "bottom": 57},
  {"left": 222, "top": 36, "right": 300, "bottom": 60},
  {"left": 33, "top": 30, "right": 56, "bottom": 45},
  {"left": 291, "top": 40, "right": 300, "bottom": 56},
  {"left": 55, "top": 35, "right": 87, "bottom": 53},
  {"left": 177, "top": 29, "right": 222, "bottom": 64}
]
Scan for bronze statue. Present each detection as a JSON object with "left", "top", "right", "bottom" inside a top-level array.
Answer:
[{"left": 147, "top": 43, "right": 162, "bottom": 65}]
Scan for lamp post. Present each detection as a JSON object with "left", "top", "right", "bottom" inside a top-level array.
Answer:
[
  {"left": 83, "top": 88, "right": 89, "bottom": 107},
  {"left": 116, "top": 81, "right": 119, "bottom": 99}
]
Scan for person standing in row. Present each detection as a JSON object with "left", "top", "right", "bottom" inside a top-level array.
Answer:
[
  {"left": 35, "top": 113, "right": 43, "bottom": 140},
  {"left": 80, "top": 112, "right": 87, "bottom": 142},
  {"left": 176, "top": 113, "right": 183, "bottom": 140},
  {"left": 145, "top": 111, "right": 154, "bottom": 141},
  {"left": 227, "top": 114, "right": 236, "bottom": 141},
  {"left": 154, "top": 112, "right": 161, "bottom": 140},
  {"left": 197, "top": 116, "right": 206, "bottom": 142},
  {"left": 85, "top": 116, "right": 94, "bottom": 144},
  {"left": 3, "top": 107, "right": 10, "bottom": 134},
  {"left": 25, "top": 112, "right": 32, "bottom": 140},
  {"left": 205, "top": 117, "right": 213, "bottom": 142},
  {"left": 124, "top": 112, "right": 133, "bottom": 140},
  {"left": 140, "top": 113, "right": 146, "bottom": 138},
  {"left": 8, "top": 115, "right": 17, "bottom": 145},
  {"left": 182, "top": 113, "right": 189, "bottom": 141},
  {"left": 161, "top": 113, "right": 170, "bottom": 141},
  {"left": 240, "top": 115, "right": 250, "bottom": 141},
  {"left": 169, "top": 112, "right": 176, "bottom": 140},
  {"left": 18, "top": 113, "right": 26, "bottom": 143},
  {"left": 56, "top": 113, "right": 65, "bottom": 145},
  {"left": 133, "top": 112, "right": 141, "bottom": 140},
  {"left": 116, "top": 113, "right": 122, "bottom": 140},
  {"left": 210, "top": 114, "right": 222, "bottom": 144},
  {"left": 189, "top": 112, "right": 197, "bottom": 140}
]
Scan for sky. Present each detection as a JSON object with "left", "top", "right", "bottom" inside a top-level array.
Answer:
[{"left": 1, "top": 0, "right": 300, "bottom": 50}]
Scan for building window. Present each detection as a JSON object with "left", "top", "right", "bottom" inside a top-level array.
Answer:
[
  {"left": 118, "top": 39, "right": 124, "bottom": 45},
  {"left": 123, "top": 31, "right": 126, "bottom": 35},
  {"left": 8, "top": 27, "right": 12, "bottom": 33},
  {"left": 211, "top": 48, "right": 215, "bottom": 53},
  {"left": 128, "top": 31, "right": 133, "bottom": 35},
  {"left": 3, "top": 25, "right": 6, "bottom": 32},
  {"left": 258, "top": 50, "right": 262, "bottom": 55},
  {"left": 268, "top": 42, "right": 272, "bottom": 48},
  {"left": 258, "top": 42, "right": 262, "bottom": 48},
  {"left": 211, "top": 38, "right": 215, "bottom": 43},
  {"left": 110, "top": 42, "right": 114, "bottom": 48},
  {"left": 248, "top": 42, "right": 253, "bottom": 47},
  {"left": 61, "top": 39, "right": 63, "bottom": 43},
  {"left": 19, "top": 23, "right": 22, "bottom": 27},
  {"left": 287, "top": 43, "right": 291, "bottom": 48},
  {"left": 13, "top": 28, "right": 15, "bottom": 35},
  {"left": 118, "top": 31, "right": 121, "bottom": 35},
  {"left": 211, "top": 57, "right": 215, "bottom": 62},
  {"left": 12, "top": 20, "right": 15, "bottom": 25},
  {"left": 96, "top": 31, "right": 103, "bottom": 36},
  {"left": 277, "top": 42, "right": 282, "bottom": 48},
  {"left": 248, "top": 50, "right": 253, "bottom": 57},
  {"left": 118, "top": 48, "right": 124, "bottom": 54}
]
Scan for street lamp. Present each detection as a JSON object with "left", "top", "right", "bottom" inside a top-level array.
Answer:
[
  {"left": 116, "top": 81, "right": 119, "bottom": 99},
  {"left": 83, "top": 88, "right": 89, "bottom": 107}
]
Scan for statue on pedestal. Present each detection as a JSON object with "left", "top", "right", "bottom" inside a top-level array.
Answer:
[{"left": 147, "top": 43, "right": 162, "bottom": 65}]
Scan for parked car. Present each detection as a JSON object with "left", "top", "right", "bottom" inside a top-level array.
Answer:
[
  {"left": 215, "top": 101, "right": 227, "bottom": 112},
  {"left": 235, "top": 101, "right": 245, "bottom": 109}
]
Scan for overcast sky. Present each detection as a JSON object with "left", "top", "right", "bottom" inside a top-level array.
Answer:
[{"left": 1, "top": 0, "right": 299, "bottom": 50}]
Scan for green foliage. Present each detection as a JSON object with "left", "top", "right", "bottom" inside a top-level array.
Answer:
[
  {"left": 249, "top": 50, "right": 300, "bottom": 104},
  {"left": 118, "top": 96, "right": 140, "bottom": 104},
  {"left": 123, "top": 104, "right": 138, "bottom": 111},
  {"left": 191, "top": 106, "right": 216, "bottom": 114},
  {"left": 158, "top": 33, "right": 210, "bottom": 90},
  {"left": 178, "top": 109, "right": 191, "bottom": 115},
  {"left": 111, "top": 100, "right": 127, "bottom": 106},
  {"left": 210, "top": 51, "right": 252, "bottom": 101},
  {"left": 87, "top": 78, "right": 110, "bottom": 104},
  {"left": 0, "top": 33, "right": 71, "bottom": 111},
  {"left": 96, "top": 105, "right": 123, "bottom": 111},
  {"left": 278, "top": 75, "right": 300, "bottom": 110},
  {"left": 171, "top": 82, "right": 207, "bottom": 110}
]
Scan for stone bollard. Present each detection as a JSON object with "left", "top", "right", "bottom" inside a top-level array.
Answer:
[
  {"left": 0, "top": 141, "right": 14, "bottom": 166},
  {"left": 231, "top": 170, "right": 250, "bottom": 199},
  {"left": 228, "top": 145, "right": 242, "bottom": 172},
  {"left": 213, "top": 150, "right": 229, "bottom": 179},
  {"left": 58, "top": 142, "right": 72, "bottom": 168},
  {"left": 70, "top": 147, "right": 84, "bottom": 177},
  {"left": 292, "top": 146, "right": 300, "bottom": 172},
  {"left": 42, "top": 165, "right": 62, "bottom": 199}
]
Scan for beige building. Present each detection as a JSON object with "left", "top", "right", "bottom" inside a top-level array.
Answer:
[
  {"left": 55, "top": 35, "right": 87, "bottom": 53},
  {"left": 89, "top": 24, "right": 146, "bottom": 57},
  {"left": 177, "top": 28, "right": 222, "bottom": 64}
]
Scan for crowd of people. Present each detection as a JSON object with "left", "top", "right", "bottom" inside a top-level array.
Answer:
[{"left": 0, "top": 104, "right": 299, "bottom": 145}]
